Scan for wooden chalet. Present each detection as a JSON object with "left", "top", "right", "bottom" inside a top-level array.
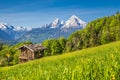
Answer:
[{"left": 18, "top": 44, "right": 47, "bottom": 63}]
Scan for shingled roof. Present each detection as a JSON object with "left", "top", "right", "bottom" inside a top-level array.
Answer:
[{"left": 19, "top": 44, "right": 47, "bottom": 52}]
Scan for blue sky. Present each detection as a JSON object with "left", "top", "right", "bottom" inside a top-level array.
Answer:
[{"left": 0, "top": 0, "right": 120, "bottom": 28}]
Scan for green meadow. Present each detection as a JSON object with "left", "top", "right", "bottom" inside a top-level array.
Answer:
[{"left": 0, "top": 41, "right": 120, "bottom": 80}]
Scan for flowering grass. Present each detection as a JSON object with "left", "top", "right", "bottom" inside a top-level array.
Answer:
[{"left": 0, "top": 41, "right": 120, "bottom": 80}]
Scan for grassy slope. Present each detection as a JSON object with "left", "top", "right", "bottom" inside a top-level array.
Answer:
[{"left": 0, "top": 41, "right": 120, "bottom": 80}]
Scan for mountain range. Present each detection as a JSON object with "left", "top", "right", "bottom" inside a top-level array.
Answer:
[{"left": 0, "top": 15, "right": 86, "bottom": 44}]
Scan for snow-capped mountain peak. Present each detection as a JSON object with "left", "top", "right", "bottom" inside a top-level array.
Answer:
[
  {"left": 42, "top": 18, "right": 65, "bottom": 29},
  {"left": 41, "top": 15, "right": 86, "bottom": 30},
  {"left": 52, "top": 18, "right": 60, "bottom": 24},
  {"left": 70, "top": 15, "right": 79, "bottom": 20},
  {"left": 50, "top": 18, "right": 61, "bottom": 28},
  {"left": 14, "top": 26, "right": 32, "bottom": 31},
  {"left": 0, "top": 23, "right": 14, "bottom": 30},
  {"left": 0, "top": 23, "right": 32, "bottom": 31},
  {"left": 61, "top": 15, "right": 86, "bottom": 29},
  {"left": 70, "top": 15, "right": 86, "bottom": 26},
  {"left": 0, "top": 23, "right": 32, "bottom": 40},
  {"left": 61, "top": 20, "right": 65, "bottom": 25}
]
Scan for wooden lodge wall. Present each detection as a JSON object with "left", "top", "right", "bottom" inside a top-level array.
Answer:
[{"left": 19, "top": 47, "right": 34, "bottom": 62}]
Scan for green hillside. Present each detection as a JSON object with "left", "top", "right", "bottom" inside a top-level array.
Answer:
[
  {"left": 65, "top": 12, "right": 120, "bottom": 52},
  {"left": 0, "top": 41, "right": 120, "bottom": 80}
]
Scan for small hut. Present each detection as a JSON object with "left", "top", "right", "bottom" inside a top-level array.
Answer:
[{"left": 18, "top": 44, "right": 47, "bottom": 63}]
